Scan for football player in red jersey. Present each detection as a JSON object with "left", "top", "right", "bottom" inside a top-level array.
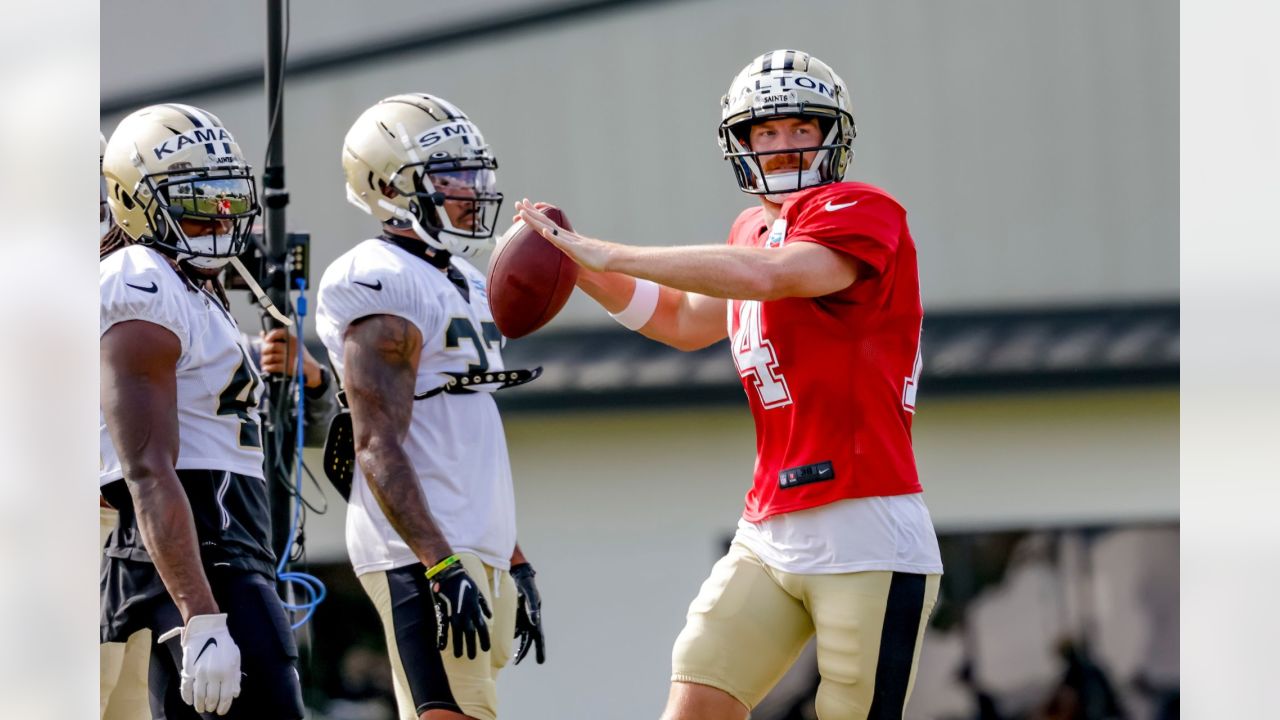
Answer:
[{"left": 515, "top": 49, "right": 942, "bottom": 720}]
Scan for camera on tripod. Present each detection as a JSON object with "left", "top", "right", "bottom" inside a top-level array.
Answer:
[{"left": 223, "top": 230, "right": 311, "bottom": 293}]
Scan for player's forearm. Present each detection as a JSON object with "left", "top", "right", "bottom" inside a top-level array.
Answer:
[
  {"left": 510, "top": 542, "right": 527, "bottom": 566},
  {"left": 575, "top": 267, "right": 635, "bottom": 313},
  {"left": 343, "top": 315, "right": 449, "bottom": 563},
  {"left": 577, "top": 268, "right": 722, "bottom": 351},
  {"left": 356, "top": 436, "right": 454, "bottom": 566},
  {"left": 126, "top": 469, "right": 220, "bottom": 621},
  {"left": 604, "top": 244, "right": 780, "bottom": 300}
]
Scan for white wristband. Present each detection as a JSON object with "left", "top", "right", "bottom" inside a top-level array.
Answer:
[{"left": 609, "top": 279, "right": 660, "bottom": 330}]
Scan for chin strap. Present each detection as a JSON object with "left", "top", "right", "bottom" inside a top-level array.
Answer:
[{"left": 228, "top": 256, "right": 293, "bottom": 326}]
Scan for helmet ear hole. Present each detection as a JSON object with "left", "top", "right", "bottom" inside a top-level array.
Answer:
[{"left": 118, "top": 189, "right": 135, "bottom": 210}]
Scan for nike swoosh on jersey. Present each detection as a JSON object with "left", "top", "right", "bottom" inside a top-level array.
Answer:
[
  {"left": 353, "top": 279, "right": 383, "bottom": 291},
  {"left": 195, "top": 637, "right": 218, "bottom": 663},
  {"left": 824, "top": 200, "right": 860, "bottom": 212},
  {"left": 126, "top": 281, "right": 159, "bottom": 294}
]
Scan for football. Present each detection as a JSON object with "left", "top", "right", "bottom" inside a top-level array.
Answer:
[{"left": 486, "top": 206, "right": 579, "bottom": 339}]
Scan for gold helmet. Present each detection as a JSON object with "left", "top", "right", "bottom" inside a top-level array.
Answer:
[
  {"left": 718, "top": 50, "right": 856, "bottom": 201},
  {"left": 103, "top": 104, "right": 259, "bottom": 269},
  {"left": 342, "top": 93, "right": 502, "bottom": 257},
  {"left": 99, "top": 132, "right": 112, "bottom": 239}
]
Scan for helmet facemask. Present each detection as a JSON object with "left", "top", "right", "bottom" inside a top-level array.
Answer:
[
  {"left": 383, "top": 159, "right": 503, "bottom": 258},
  {"left": 426, "top": 166, "right": 503, "bottom": 240},
  {"left": 136, "top": 166, "right": 260, "bottom": 269},
  {"left": 721, "top": 110, "right": 853, "bottom": 203}
]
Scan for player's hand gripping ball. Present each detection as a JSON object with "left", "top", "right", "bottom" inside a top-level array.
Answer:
[{"left": 486, "top": 205, "right": 578, "bottom": 338}]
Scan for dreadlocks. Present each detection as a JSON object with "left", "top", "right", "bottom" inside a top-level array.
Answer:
[
  {"left": 99, "top": 224, "right": 133, "bottom": 260},
  {"left": 203, "top": 272, "right": 233, "bottom": 312}
]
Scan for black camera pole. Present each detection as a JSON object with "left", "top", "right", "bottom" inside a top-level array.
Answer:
[{"left": 263, "top": 0, "right": 293, "bottom": 570}]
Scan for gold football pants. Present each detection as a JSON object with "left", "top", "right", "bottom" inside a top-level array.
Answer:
[{"left": 672, "top": 540, "right": 939, "bottom": 719}]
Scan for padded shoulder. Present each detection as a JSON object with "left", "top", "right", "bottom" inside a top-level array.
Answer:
[
  {"left": 100, "top": 245, "right": 193, "bottom": 354},
  {"left": 316, "top": 239, "right": 444, "bottom": 344}
]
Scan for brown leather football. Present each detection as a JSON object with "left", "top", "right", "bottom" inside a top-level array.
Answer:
[{"left": 486, "top": 205, "right": 578, "bottom": 339}]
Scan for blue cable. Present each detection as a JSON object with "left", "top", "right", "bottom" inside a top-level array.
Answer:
[{"left": 276, "top": 277, "right": 327, "bottom": 629}]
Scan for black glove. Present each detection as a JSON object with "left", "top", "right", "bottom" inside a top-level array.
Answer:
[
  {"left": 429, "top": 562, "right": 492, "bottom": 660},
  {"left": 510, "top": 562, "right": 546, "bottom": 665}
]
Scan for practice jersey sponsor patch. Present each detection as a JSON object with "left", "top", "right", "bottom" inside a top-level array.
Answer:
[{"left": 779, "top": 460, "right": 836, "bottom": 490}]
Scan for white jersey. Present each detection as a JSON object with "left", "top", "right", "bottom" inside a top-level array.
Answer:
[
  {"left": 316, "top": 238, "right": 516, "bottom": 575},
  {"left": 100, "top": 245, "right": 265, "bottom": 485},
  {"left": 734, "top": 494, "right": 943, "bottom": 575}
]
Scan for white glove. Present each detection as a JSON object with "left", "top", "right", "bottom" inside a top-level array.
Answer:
[{"left": 158, "top": 613, "right": 242, "bottom": 715}]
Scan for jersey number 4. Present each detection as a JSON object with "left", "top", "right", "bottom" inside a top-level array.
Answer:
[
  {"left": 732, "top": 300, "right": 793, "bottom": 409},
  {"left": 732, "top": 302, "right": 924, "bottom": 415},
  {"left": 217, "top": 348, "right": 262, "bottom": 448},
  {"left": 903, "top": 324, "right": 923, "bottom": 414}
]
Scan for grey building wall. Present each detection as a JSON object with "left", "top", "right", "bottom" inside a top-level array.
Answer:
[{"left": 102, "top": 0, "right": 1177, "bottom": 334}]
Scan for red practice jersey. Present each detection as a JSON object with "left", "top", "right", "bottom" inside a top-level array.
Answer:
[{"left": 727, "top": 181, "right": 924, "bottom": 522}]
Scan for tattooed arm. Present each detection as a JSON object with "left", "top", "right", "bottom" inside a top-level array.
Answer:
[{"left": 343, "top": 315, "right": 454, "bottom": 566}]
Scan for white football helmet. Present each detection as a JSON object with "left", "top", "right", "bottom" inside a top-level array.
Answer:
[
  {"left": 342, "top": 93, "right": 503, "bottom": 258},
  {"left": 718, "top": 50, "right": 856, "bottom": 201},
  {"left": 102, "top": 104, "right": 259, "bottom": 269}
]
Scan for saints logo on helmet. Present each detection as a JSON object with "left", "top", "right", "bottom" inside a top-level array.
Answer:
[
  {"left": 718, "top": 50, "right": 856, "bottom": 201},
  {"left": 102, "top": 104, "right": 259, "bottom": 269},
  {"left": 342, "top": 93, "right": 503, "bottom": 258}
]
